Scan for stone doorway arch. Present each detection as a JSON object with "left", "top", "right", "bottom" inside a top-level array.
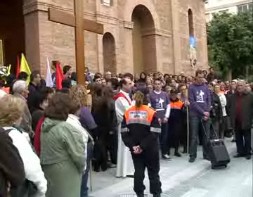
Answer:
[
  {"left": 0, "top": 0, "right": 25, "bottom": 68},
  {"left": 103, "top": 32, "right": 116, "bottom": 74},
  {"left": 131, "top": 5, "right": 157, "bottom": 75}
]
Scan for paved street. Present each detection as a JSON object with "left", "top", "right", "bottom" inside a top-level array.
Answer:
[{"left": 90, "top": 138, "right": 252, "bottom": 197}]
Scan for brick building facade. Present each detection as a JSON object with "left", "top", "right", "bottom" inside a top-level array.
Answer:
[{"left": 0, "top": 0, "right": 208, "bottom": 76}]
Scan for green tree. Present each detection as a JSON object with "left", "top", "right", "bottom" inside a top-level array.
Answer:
[{"left": 207, "top": 11, "right": 253, "bottom": 79}]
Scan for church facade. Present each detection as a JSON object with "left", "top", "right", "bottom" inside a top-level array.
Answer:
[{"left": 0, "top": 0, "right": 208, "bottom": 76}]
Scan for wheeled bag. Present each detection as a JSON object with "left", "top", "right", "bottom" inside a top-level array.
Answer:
[
  {"left": 208, "top": 138, "right": 230, "bottom": 169},
  {"left": 201, "top": 120, "right": 230, "bottom": 169}
]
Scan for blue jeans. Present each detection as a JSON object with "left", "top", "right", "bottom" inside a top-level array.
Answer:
[
  {"left": 81, "top": 142, "right": 93, "bottom": 197},
  {"left": 189, "top": 116, "right": 210, "bottom": 159}
]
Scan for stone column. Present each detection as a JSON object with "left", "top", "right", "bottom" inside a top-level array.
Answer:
[{"left": 170, "top": 0, "right": 181, "bottom": 74}]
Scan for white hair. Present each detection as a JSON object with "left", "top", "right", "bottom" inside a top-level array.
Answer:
[{"left": 12, "top": 80, "right": 28, "bottom": 94}]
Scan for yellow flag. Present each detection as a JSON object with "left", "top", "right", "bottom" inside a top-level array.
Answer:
[
  {"left": 20, "top": 53, "right": 31, "bottom": 83},
  {"left": 7, "top": 64, "right": 11, "bottom": 76}
]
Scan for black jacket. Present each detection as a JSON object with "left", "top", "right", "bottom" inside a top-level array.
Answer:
[
  {"left": 0, "top": 129, "right": 25, "bottom": 196},
  {"left": 227, "top": 92, "right": 253, "bottom": 130}
]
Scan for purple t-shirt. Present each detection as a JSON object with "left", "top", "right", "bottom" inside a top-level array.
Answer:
[
  {"left": 79, "top": 107, "right": 97, "bottom": 131},
  {"left": 189, "top": 83, "right": 211, "bottom": 117},
  {"left": 149, "top": 91, "right": 170, "bottom": 119}
]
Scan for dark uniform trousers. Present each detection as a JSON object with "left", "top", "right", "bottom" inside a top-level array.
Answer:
[{"left": 132, "top": 148, "right": 162, "bottom": 195}]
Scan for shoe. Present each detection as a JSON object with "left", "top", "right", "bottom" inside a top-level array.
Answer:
[
  {"left": 153, "top": 194, "right": 161, "bottom": 197},
  {"left": 189, "top": 157, "right": 196, "bottom": 163},
  {"left": 233, "top": 154, "right": 245, "bottom": 158},
  {"left": 137, "top": 194, "right": 144, "bottom": 197},
  {"left": 174, "top": 152, "right": 182, "bottom": 157},
  {"left": 162, "top": 154, "right": 171, "bottom": 160},
  {"left": 108, "top": 163, "right": 116, "bottom": 168},
  {"left": 245, "top": 155, "right": 251, "bottom": 160}
]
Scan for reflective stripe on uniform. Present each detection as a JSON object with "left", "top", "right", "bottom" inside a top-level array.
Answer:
[
  {"left": 150, "top": 127, "right": 161, "bottom": 133},
  {"left": 126, "top": 119, "right": 150, "bottom": 126}
]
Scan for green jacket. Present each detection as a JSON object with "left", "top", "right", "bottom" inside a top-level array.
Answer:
[{"left": 40, "top": 118, "right": 85, "bottom": 197}]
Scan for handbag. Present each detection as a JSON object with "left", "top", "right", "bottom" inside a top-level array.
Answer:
[{"left": 10, "top": 179, "right": 37, "bottom": 197}]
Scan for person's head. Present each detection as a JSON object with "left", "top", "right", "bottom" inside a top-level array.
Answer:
[
  {"left": 219, "top": 82, "right": 225, "bottom": 91},
  {"left": 63, "top": 65, "right": 72, "bottom": 79},
  {"left": 62, "top": 78, "right": 72, "bottom": 89},
  {"left": 153, "top": 78, "right": 163, "bottom": 92},
  {"left": 208, "top": 83, "right": 214, "bottom": 92},
  {"left": 12, "top": 80, "right": 29, "bottom": 99},
  {"left": 123, "top": 73, "right": 134, "bottom": 82},
  {"left": 140, "top": 72, "right": 147, "bottom": 80},
  {"left": 108, "top": 78, "right": 119, "bottom": 91},
  {"left": 17, "top": 72, "right": 28, "bottom": 81},
  {"left": 214, "top": 84, "right": 221, "bottom": 94},
  {"left": 120, "top": 78, "right": 132, "bottom": 93},
  {"left": 104, "top": 71, "right": 112, "bottom": 80},
  {"left": 101, "top": 78, "right": 107, "bottom": 86},
  {"left": 236, "top": 80, "right": 245, "bottom": 94},
  {"left": 71, "top": 72, "right": 77, "bottom": 82},
  {"left": 34, "top": 87, "right": 54, "bottom": 110},
  {"left": 69, "top": 85, "right": 88, "bottom": 108},
  {"left": 0, "top": 95, "right": 26, "bottom": 127},
  {"left": 94, "top": 76, "right": 102, "bottom": 84},
  {"left": 85, "top": 67, "right": 89, "bottom": 74},
  {"left": 209, "top": 67, "right": 214, "bottom": 73},
  {"left": 133, "top": 91, "right": 144, "bottom": 108},
  {"left": 170, "top": 89, "right": 178, "bottom": 101},
  {"left": 195, "top": 70, "right": 205, "bottom": 85},
  {"left": 245, "top": 83, "right": 251, "bottom": 93},
  {"left": 44, "top": 92, "right": 71, "bottom": 120},
  {"left": 179, "top": 84, "right": 187, "bottom": 96},
  {"left": 230, "top": 80, "right": 237, "bottom": 91},
  {"left": 30, "top": 70, "right": 41, "bottom": 86}
]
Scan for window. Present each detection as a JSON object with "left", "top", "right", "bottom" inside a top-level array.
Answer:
[
  {"left": 188, "top": 9, "right": 194, "bottom": 37},
  {"left": 101, "top": 0, "right": 112, "bottom": 6},
  {"left": 237, "top": 3, "right": 253, "bottom": 13}
]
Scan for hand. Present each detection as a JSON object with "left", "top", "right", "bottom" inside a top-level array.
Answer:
[
  {"left": 203, "top": 116, "right": 209, "bottom": 121},
  {"left": 132, "top": 146, "right": 143, "bottom": 154},
  {"left": 163, "top": 118, "right": 168, "bottom": 123},
  {"left": 203, "top": 112, "right": 210, "bottom": 117},
  {"left": 158, "top": 118, "right": 162, "bottom": 125},
  {"left": 184, "top": 100, "right": 190, "bottom": 106}
]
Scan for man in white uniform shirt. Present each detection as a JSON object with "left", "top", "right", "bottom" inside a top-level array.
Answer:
[{"left": 114, "top": 75, "right": 134, "bottom": 177}]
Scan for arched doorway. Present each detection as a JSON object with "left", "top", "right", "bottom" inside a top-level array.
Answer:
[
  {"left": 103, "top": 32, "right": 116, "bottom": 74},
  {"left": 131, "top": 5, "right": 156, "bottom": 75},
  {"left": 0, "top": 0, "right": 25, "bottom": 69}
]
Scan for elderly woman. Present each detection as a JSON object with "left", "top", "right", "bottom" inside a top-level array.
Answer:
[
  {"left": 40, "top": 92, "right": 85, "bottom": 197},
  {"left": 0, "top": 94, "right": 47, "bottom": 196},
  {"left": 12, "top": 80, "right": 33, "bottom": 138}
]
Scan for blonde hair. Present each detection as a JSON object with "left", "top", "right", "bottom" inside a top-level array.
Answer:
[
  {"left": 133, "top": 91, "right": 144, "bottom": 108},
  {"left": 0, "top": 95, "right": 25, "bottom": 127},
  {"left": 69, "top": 85, "right": 88, "bottom": 107}
]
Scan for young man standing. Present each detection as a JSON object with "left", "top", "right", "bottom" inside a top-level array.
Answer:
[
  {"left": 188, "top": 70, "right": 211, "bottom": 163},
  {"left": 149, "top": 78, "right": 171, "bottom": 159}
]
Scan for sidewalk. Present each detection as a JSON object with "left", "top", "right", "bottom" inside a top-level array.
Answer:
[{"left": 90, "top": 139, "right": 236, "bottom": 197}]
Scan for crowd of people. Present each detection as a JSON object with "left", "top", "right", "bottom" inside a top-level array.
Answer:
[{"left": 0, "top": 64, "right": 252, "bottom": 197}]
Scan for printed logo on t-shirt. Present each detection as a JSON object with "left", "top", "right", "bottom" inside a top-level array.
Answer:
[
  {"left": 155, "top": 98, "right": 165, "bottom": 109},
  {"left": 196, "top": 90, "right": 205, "bottom": 103}
]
